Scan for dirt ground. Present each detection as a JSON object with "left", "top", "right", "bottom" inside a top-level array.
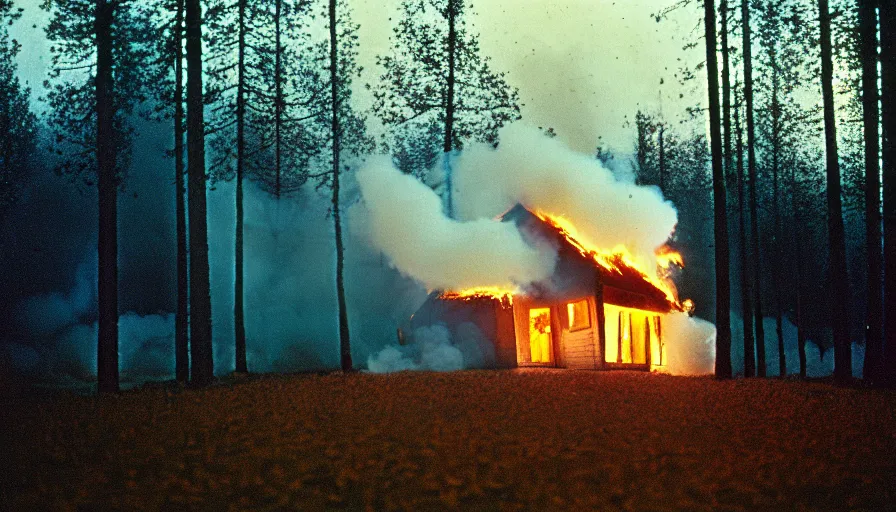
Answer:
[{"left": 2, "top": 370, "right": 895, "bottom": 511}]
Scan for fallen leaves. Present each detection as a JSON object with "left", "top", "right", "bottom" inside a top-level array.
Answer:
[{"left": 4, "top": 370, "right": 896, "bottom": 510}]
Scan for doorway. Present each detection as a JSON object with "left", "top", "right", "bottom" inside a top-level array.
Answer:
[{"left": 528, "top": 307, "right": 554, "bottom": 364}]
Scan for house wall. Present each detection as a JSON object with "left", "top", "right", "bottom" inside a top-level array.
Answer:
[
  {"left": 410, "top": 294, "right": 514, "bottom": 369},
  {"left": 494, "top": 304, "right": 518, "bottom": 368},
  {"left": 512, "top": 295, "right": 601, "bottom": 369},
  {"left": 558, "top": 296, "right": 600, "bottom": 369}
]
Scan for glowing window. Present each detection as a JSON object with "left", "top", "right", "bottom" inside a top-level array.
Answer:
[
  {"left": 566, "top": 299, "right": 591, "bottom": 331},
  {"left": 529, "top": 308, "right": 553, "bottom": 363}
]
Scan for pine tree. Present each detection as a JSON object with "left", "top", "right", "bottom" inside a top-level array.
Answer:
[
  {"left": 314, "top": 0, "right": 373, "bottom": 371},
  {"left": 42, "top": 0, "right": 153, "bottom": 392},
  {"left": 881, "top": 0, "right": 896, "bottom": 385},
  {"left": 754, "top": 0, "right": 815, "bottom": 377},
  {"left": 858, "top": 0, "right": 882, "bottom": 385},
  {"left": 142, "top": 0, "right": 188, "bottom": 383},
  {"left": 205, "top": 0, "right": 321, "bottom": 372},
  {"left": 734, "top": 78, "right": 756, "bottom": 377},
  {"left": 705, "top": 0, "right": 732, "bottom": 379},
  {"left": 173, "top": 0, "right": 188, "bottom": 383},
  {"left": 818, "top": 0, "right": 852, "bottom": 383},
  {"left": 0, "top": 1, "right": 36, "bottom": 219},
  {"left": 185, "top": 0, "right": 214, "bottom": 385},
  {"left": 371, "top": 0, "right": 521, "bottom": 214},
  {"left": 741, "top": 0, "right": 766, "bottom": 377}
]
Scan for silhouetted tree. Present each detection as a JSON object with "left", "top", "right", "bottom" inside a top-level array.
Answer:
[
  {"left": 315, "top": 0, "right": 374, "bottom": 371},
  {"left": 186, "top": 0, "right": 214, "bottom": 385},
  {"left": 143, "top": 0, "right": 188, "bottom": 382},
  {"left": 734, "top": 79, "right": 756, "bottom": 377},
  {"left": 173, "top": 0, "right": 187, "bottom": 383},
  {"left": 43, "top": 0, "right": 153, "bottom": 392},
  {"left": 205, "top": 0, "right": 322, "bottom": 372},
  {"left": 704, "top": 0, "right": 732, "bottom": 378},
  {"left": 818, "top": 0, "right": 852, "bottom": 383},
  {"left": 881, "top": 0, "right": 896, "bottom": 385},
  {"left": 0, "top": 1, "right": 36, "bottom": 219},
  {"left": 858, "top": 0, "right": 882, "bottom": 385},
  {"left": 754, "top": 0, "right": 816, "bottom": 377},
  {"left": 371, "top": 0, "right": 521, "bottom": 214},
  {"left": 204, "top": 0, "right": 250, "bottom": 374},
  {"left": 742, "top": 0, "right": 766, "bottom": 377}
]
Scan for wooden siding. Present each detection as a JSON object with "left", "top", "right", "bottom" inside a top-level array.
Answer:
[
  {"left": 494, "top": 303, "right": 518, "bottom": 368},
  {"left": 558, "top": 296, "right": 599, "bottom": 369}
]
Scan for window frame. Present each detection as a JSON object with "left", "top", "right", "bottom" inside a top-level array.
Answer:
[{"left": 566, "top": 298, "right": 592, "bottom": 332}]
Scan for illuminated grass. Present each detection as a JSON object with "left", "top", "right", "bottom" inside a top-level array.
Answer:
[{"left": 4, "top": 370, "right": 895, "bottom": 510}]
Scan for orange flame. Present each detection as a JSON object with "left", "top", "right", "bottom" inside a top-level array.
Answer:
[
  {"left": 533, "top": 210, "right": 684, "bottom": 306},
  {"left": 440, "top": 287, "right": 514, "bottom": 306},
  {"left": 438, "top": 210, "right": 686, "bottom": 311},
  {"left": 655, "top": 245, "right": 684, "bottom": 270}
]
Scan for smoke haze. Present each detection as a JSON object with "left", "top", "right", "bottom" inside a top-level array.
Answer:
[
  {"left": 355, "top": 125, "right": 677, "bottom": 293},
  {"left": 354, "top": 154, "right": 556, "bottom": 292},
  {"left": 455, "top": 125, "right": 678, "bottom": 272}
]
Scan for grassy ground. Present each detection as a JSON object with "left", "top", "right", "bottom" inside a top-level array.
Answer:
[{"left": 2, "top": 370, "right": 895, "bottom": 511}]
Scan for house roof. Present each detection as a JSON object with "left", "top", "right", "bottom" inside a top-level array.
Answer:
[{"left": 500, "top": 204, "right": 679, "bottom": 313}]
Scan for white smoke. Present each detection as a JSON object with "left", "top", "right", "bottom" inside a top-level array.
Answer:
[
  {"left": 367, "top": 322, "right": 495, "bottom": 373},
  {"left": 355, "top": 125, "right": 678, "bottom": 293},
  {"left": 454, "top": 125, "right": 678, "bottom": 272},
  {"left": 5, "top": 179, "right": 429, "bottom": 385},
  {"left": 354, "top": 155, "right": 556, "bottom": 291},
  {"left": 368, "top": 325, "right": 463, "bottom": 373},
  {"left": 662, "top": 312, "right": 717, "bottom": 376},
  {"left": 355, "top": 124, "right": 699, "bottom": 375}
]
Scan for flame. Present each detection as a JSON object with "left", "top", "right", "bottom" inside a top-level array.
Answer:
[
  {"left": 533, "top": 210, "right": 684, "bottom": 307},
  {"left": 440, "top": 287, "right": 514, "bottom": 306},
  {"left": 655, "top": 245, "right": 684, "bottom": 270},
  {"left": 437, "top": 210, "right": 687, "bottom": 312}
]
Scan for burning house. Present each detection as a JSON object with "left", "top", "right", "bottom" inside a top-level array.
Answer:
[{"left": 408, "top": 204, "right": 685, "bottom": 371}]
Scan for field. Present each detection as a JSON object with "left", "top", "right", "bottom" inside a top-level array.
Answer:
[{"left": 3, "top": 370, "right": 895, "bottom": 510}]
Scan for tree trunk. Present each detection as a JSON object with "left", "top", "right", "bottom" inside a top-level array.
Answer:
[
  {"left": 330, "top": 0, "right": 352, "bottom": 372},
  {"left": 818, "top": 0, "right": 852, "bottom": 383},
  {"left": 791, "top": 164, "right": 807, "bottom": 379},
  {"left": 859, "top": 0, "right": 882, "bottom": 385},
  {"left": 770, "top": 52, "right": 786, "bottom": 377},
  {"left": 636, "top": 112, "right": 650, "bottom": 188},
  {"left": 881, "top": 0, "right": 896, "bottom": 385},
  {"left": 443, "top": 0, "right": 457, "bottom": 218},
  {"left": 705, "top": 0, "right": 732, "bottom": 379},
  {"left": 721, "top": 0, "right": 733, "bottom": 184},
  {"left": 96, "top": 0, "right": 118, "bottom": 393},
  {"left": 735, "top": 80, "right": 756, "bottom": 377},
  {"left": 234, "top": 0, "right": 247, "bottom": 374},
  {"left": 174, "top": 0, "right": 189, "bottom": 383},
  {"left": 742, "top": 0, "right": 765, "bottom": 376},
  {"left": 186, "top": 0, "right": 214, "bottom": 385}
]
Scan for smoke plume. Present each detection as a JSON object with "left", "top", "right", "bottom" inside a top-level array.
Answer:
[
  {"left": 367, "top": 322, "right": 496, "bottom": 373},
  {"left": 354, "top": 154, "right": 556, "bottom": 292},
  {"left": 355, "top": 125, "right": 678, "bottom": 294},
  {"left": 454, "top": 125, "right": 678, "bottom": 272},
  {"left": 662, "top": 312, "right": 716, "bottom": 376}
]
